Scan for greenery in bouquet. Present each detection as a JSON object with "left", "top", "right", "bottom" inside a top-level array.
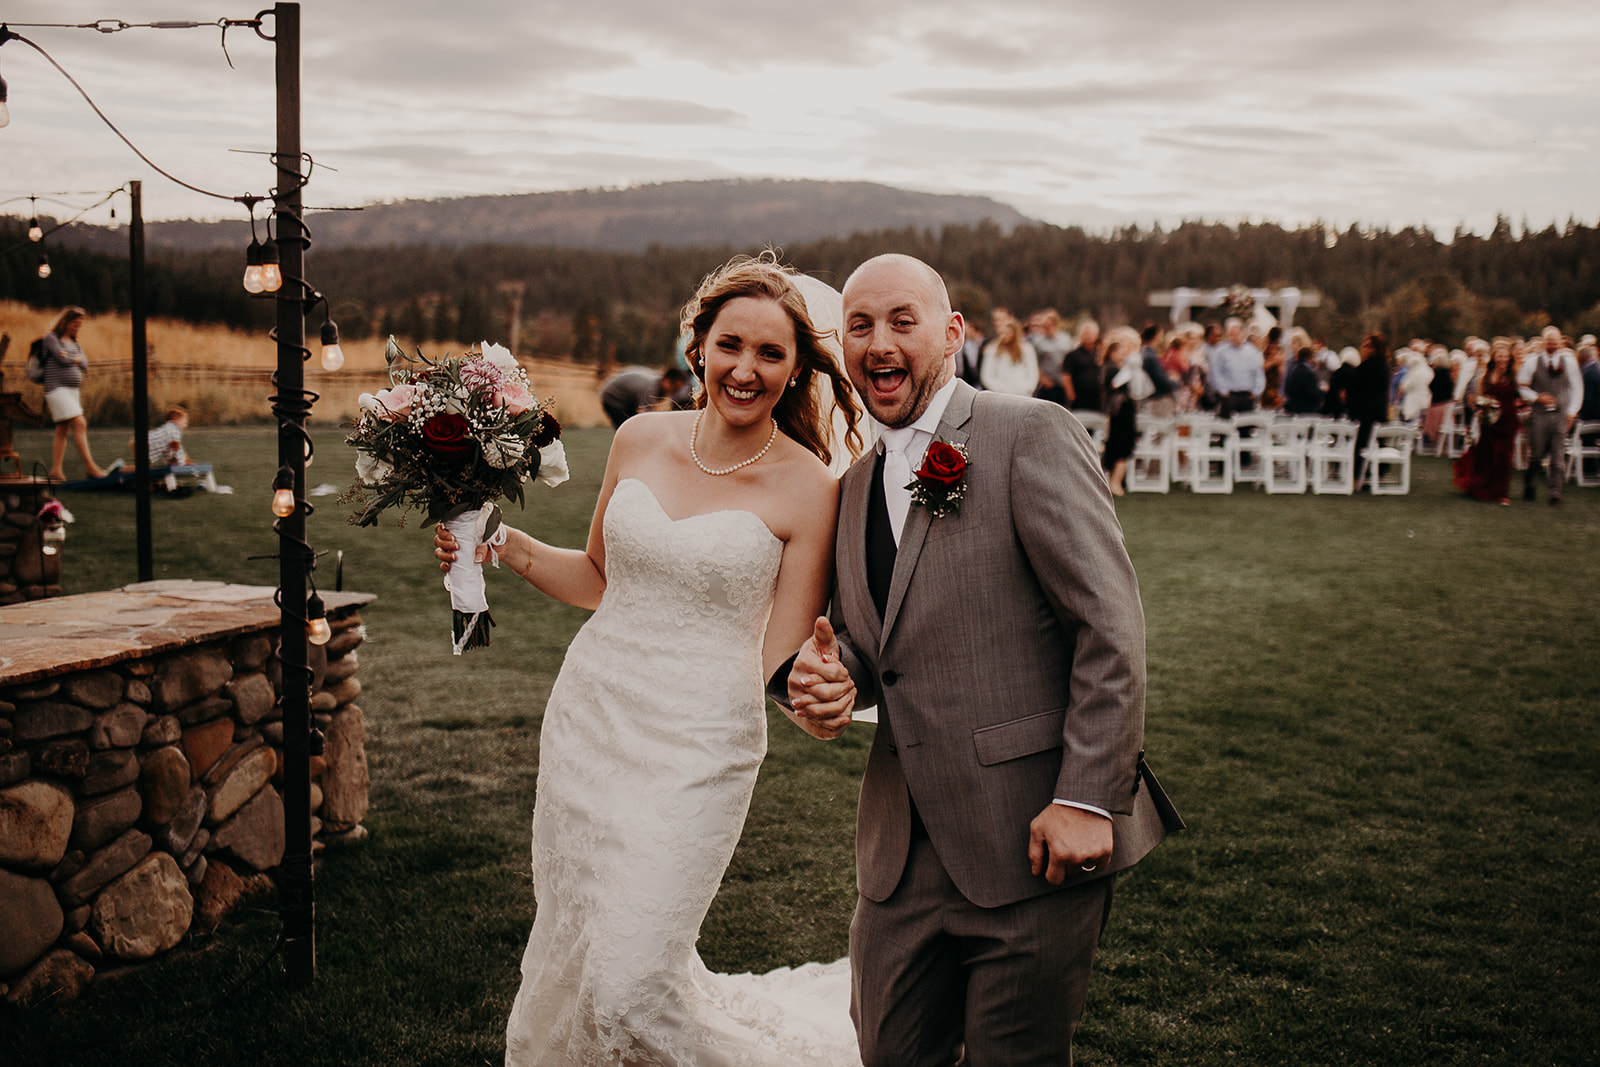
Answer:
[
  {"left": 343, "top": 338, "right": 566, "bottom": 528},
  {"left": 1473, "top": 394, "right": 1502, "bottom": 425}
]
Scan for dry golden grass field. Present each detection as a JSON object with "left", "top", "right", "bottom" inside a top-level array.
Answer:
[{"left": 0, "top": 301, "right": 608, "bottom": 429}]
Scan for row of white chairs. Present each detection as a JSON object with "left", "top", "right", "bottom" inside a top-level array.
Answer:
[{"left": 1075, "top": 412, "right": 1417, "bottom": 495}]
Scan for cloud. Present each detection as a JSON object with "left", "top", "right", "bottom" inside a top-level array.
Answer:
[
  {"left": 900, "top": 80, "right": 1198, "bottom": 111},
  {"left": 566, "top": 97, "right": 741, "bottom": 126}
]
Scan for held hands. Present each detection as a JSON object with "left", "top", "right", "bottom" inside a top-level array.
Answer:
[
  {"left": 1028, "top": 803, "right": 1113, "bottom": 886},
  {"left": 786, "top": 617, "right": 856, "bottom": 740}
]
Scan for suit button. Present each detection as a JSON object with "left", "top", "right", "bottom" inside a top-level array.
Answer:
[{"left": 882, "top": 670, "right": 899, "bottom": 686}]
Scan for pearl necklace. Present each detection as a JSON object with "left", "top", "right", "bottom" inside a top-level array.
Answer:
[{"left": 690, "top": 411, "right": 778, "bottom": 476}]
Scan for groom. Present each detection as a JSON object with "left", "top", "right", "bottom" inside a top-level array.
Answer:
[{"left": 780, "top": 254, "right": 1180, "bottom": 1065}]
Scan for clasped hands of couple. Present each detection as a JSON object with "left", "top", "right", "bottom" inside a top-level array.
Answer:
[{"left": 787, "top": 616, "right": 1114, "bottom": 886}]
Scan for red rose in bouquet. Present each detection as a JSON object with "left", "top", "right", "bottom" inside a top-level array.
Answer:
[{"left": 422, "top": 413, "right": 473, "bottom": 459}]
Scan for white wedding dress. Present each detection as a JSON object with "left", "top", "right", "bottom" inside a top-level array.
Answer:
[{"left": 505, "top": 478, "right": 860, "bottom": 1066}]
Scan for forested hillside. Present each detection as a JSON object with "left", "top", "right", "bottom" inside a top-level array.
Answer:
[
  {"left": 123, "top": 180, "right": 1031, "bottom": 254},
  {"left": 6, "top": 212, "right": 1598, "bottom": 369}
]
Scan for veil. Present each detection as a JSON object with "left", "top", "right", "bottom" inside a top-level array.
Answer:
[{"left": 793, "top": 273, "right": 875, "bottom": 477}]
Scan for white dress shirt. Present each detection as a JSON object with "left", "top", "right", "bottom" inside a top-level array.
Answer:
[{"left": 1517, "top": 349, "right": 1583, "bottom": 416}]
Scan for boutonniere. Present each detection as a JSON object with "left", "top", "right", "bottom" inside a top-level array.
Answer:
[{"left": 907, "top": 439, "right": 969, "bottom": 518}]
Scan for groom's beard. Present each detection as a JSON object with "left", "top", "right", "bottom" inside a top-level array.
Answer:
[{"left": 862, "top": 364, "right": 952, "bottom": 429}]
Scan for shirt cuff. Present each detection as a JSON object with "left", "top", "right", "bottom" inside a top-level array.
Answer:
[{"left": 1052, "top": 799, "right": 1112, "bottom": 820}]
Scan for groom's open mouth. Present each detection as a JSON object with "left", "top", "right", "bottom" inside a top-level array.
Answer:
[{"left": 867, "top": 367, "right": 907, "bottom": 400}]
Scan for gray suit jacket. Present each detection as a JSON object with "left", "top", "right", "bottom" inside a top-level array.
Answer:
[{"left": 826, "top": 381, "right": 1176, "bottom": 908}]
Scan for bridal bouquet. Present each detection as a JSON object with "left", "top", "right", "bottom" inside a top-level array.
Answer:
[{"left": 345, "top": 338, "right": 568, "bottom": 654}]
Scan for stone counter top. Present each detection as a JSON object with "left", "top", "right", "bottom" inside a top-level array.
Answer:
[{"left": 0, "top": 580, "right": 374, "bottom": 685}]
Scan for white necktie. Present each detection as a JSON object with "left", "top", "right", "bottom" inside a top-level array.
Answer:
[{"left": 880, "top": 428, "right": 915, "bottom": 545}]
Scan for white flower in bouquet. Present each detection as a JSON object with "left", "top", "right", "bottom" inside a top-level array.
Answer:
[
  {"left": 483, "top": 431, "right": 529, "bottom": 470},
  {"left": 537, "top": 439, "right": 570, "bottom": 487},
  {"left": 480, "top": 341, "right": 519, "bottom": 374},
  {"left": 355, "top": 451, "right": 394, "bottom": 486}
]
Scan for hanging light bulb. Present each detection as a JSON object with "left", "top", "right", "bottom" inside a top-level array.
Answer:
[
  {"left": 259, "top": 239, "right": 282, "bottom": 293},
  {"left": 305, "top": 592, "right": 331, "bottom": 646},
  {"left": 271, "top": 466, "right": 295, "bottom": 518},
  {"left": 28, "top": 219, "right": 42, "bottom": 242},
  {"left": 242, "top": 238, "right": 265, "bottom": 293},
  {"left": 36, "top": 252, "right": 50, "bottom": 279},
  {"left": 0, "top": 65, "right": 10, "bottom": 129},
  {"left": 320, "top": 318, "right": 345, "bottom": 371}
]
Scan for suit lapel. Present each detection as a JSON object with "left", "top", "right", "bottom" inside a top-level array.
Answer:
[
  {"left": 880, "top": 382, "right": 977, "bottom": 645},
  {"left": 837, "top": 453, "right": 882, "bottom": 651}
]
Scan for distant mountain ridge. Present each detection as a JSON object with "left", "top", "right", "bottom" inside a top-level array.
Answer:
[{"left": 128, "top": 179, "right": 1032, "bottom": 254}]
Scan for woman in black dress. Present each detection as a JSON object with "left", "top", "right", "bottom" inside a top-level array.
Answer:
[{"left": 1100, "top": 329, "right": 1139, "bottom": 496}]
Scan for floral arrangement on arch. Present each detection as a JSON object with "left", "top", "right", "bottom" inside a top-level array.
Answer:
[
  {"left": 344, "top": 337, "right": 567, "bottom": 653},
  {"left": 1222, "top": 284, "right": 1256, "bottom": 321}
]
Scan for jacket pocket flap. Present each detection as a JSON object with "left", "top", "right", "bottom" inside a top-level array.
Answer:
[{"left": 972, "top": 710, "right": 1064, "bottom": 766}]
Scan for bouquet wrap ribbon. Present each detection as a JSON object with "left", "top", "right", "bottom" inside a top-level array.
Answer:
[{"left": 442, "top": 503, "right": 507, "bottom": 655}]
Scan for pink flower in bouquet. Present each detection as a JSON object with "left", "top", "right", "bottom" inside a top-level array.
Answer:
[
  {"left": 498, "top": 381, "right": 537, "bottom": 415},
  {"left": 422, "top": 413, "right": 474, "bottom": 459},
  {"left": 373, "top": 383, "right": 417, "bottom": 420},
  {"left": 461, "top": 359, "right": 505, "bottom": 397}
]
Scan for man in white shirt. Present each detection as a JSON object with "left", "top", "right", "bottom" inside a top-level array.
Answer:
[{"left": 1518, "top": 326, "right": 1583, "bottom": 505}]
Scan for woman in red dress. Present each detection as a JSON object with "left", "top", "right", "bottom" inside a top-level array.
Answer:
[{"left": 1452, "top": 339, "right": 1522, "bottom": 504}]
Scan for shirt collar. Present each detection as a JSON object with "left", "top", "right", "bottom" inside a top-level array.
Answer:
[{"left": 875, "top": 376, "right": 958, "bottom": 453}]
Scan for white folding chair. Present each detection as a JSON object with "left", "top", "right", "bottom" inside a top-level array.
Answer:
[
  {"left": 1570, "top": 420, "right": 1600, "bottom": 487},
  {"left": 1073, "top": 411, "right": 1108, "bottom": 455},
  {"left": 1263, "top": 421, "right": 1310, "bottom": 494},
  {"left": 1439, "top": 403, "right": 1470, "bottom": 458},
  {"left": 1189, "top": 419, "right": 1236, "bottom": 494},
  {"left": 1309, "top": 422, "right": 1359, "bottom": 495},
  {"left": 1363, "top": 424, "right": 1416, "bottom": 495},
  {"left": 1129, "top": 418, "right": 1173, "bottom": 493},
  {"left": 1169, "top": 414, "right": 1206, "bottom": 488},
  {"left": 1227, "top": 414, "right": 1272, "bottom": 489}
]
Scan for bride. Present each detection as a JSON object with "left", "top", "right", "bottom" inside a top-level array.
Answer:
[{"left": 434, "top": 255, "right": 865, "bottom": 1065}]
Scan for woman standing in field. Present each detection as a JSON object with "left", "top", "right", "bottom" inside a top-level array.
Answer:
[
  {"left": 41, "top": 307, "right": 109, "bottom": 481},
  {"left": 1452, "top": 338, "right": 1522, "bottom": 505}
]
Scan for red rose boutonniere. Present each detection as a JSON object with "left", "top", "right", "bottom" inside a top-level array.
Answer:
[{"left": 907, "top": 439, "right": 969, "bottom": 518}]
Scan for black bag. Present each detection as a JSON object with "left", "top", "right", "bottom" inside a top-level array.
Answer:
[{"left": 24, "top": 338, "right": 48, "bottom": 384}]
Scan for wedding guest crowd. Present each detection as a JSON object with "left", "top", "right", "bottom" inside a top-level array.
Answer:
[{"left": 954, "top": 301, "right": 1599, "bottom": 502}]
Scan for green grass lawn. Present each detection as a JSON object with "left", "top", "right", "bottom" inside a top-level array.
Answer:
[{"left": 5, "top": 422, "right": 1598, "bottom": 1066}]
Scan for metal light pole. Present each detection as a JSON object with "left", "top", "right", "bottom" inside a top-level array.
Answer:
[
  {"left": 130, "top": 179, "right": 152, "bottom": 581},
  {"left": 270, "top": 1, "right": 315, "bottom": 987}
]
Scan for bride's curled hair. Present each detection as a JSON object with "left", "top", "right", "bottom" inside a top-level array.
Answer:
[{"left": 681, "top": 252, "right": 863, "bottom": 467}]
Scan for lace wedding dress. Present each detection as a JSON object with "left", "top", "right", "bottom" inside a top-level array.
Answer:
[{"left": 505, "top": 478, "right": 860, "bottom": 1066}]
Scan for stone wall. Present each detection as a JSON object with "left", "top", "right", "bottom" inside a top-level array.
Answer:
[
  {"left": 0, "top": 482, "right": 62, "bottom": 605},
  {"left": 0, "top": 606, "right": 369, "bottom": 1007}
]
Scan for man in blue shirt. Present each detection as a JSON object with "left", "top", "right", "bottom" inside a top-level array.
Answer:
[{"left": 1206, "top": 318, "right": 1265, "bottom": 417}]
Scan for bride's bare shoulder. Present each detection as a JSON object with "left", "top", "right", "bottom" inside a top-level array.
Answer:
[
  {"left": 768, "top": 437, "right": 840, "bottom": 511},
  {"left": 611, "top": 410, "right": 692, "bottom": 457}
]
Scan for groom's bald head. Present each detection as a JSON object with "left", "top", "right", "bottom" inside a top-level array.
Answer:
[{"left": 843, "top": 254, "right": 953, "bottom": 318}]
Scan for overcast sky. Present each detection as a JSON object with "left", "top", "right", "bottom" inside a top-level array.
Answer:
[{"left": 3, "top": 0, "right": 1598, "bottom": 238}]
